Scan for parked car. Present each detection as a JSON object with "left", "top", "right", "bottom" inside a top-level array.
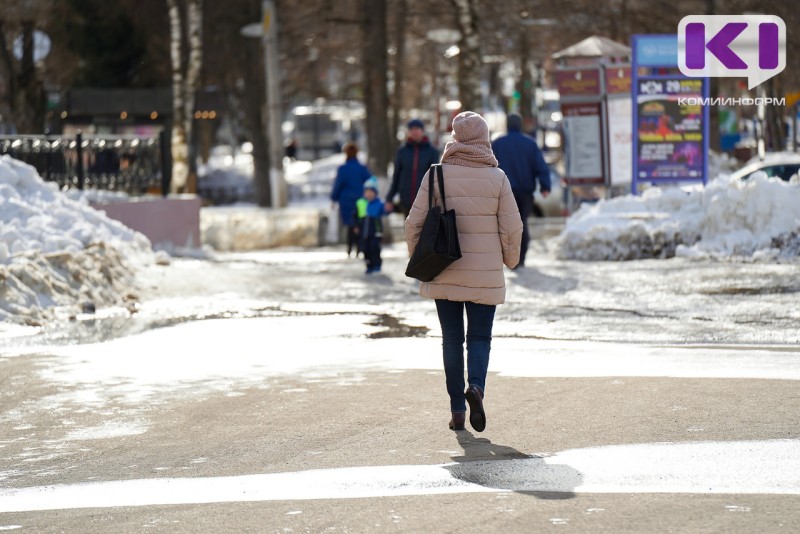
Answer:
[{"left": 729, "top": 152, "right": 800, "bottom": 182}]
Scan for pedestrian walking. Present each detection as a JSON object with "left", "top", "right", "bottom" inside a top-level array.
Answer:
[
  {"left": 386, "top": 119, "right": 440, "bottom": 218},
  {"left": 331, "top": 143, "right": 371, "bottom": 256},
  {"left": 405, "top": 111, "right": 522, "bottom": 432},
  {"left": 491, "top": 113, "right": 551, "bottom": 268},
  {"left": 354, "top": 177, "right": 387, "bottom": 274}
]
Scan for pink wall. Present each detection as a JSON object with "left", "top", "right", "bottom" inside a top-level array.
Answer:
[{"left": 95, "top": 197, "right": 201, "bottom": 250}]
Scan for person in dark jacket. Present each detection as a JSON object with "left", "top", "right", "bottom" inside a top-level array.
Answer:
[
  {"left": 386, "top": 119, "right": 440, "bottom": 218},
  {"left": 491, "top": 114, "right": 551, "bottom": 268},
  {"left": 331, "top": 143, "right": 371, "bottom": 256}
]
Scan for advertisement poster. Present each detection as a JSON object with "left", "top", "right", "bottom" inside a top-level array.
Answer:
[
  {"left": 605, "top": 66, "right": 632, "bottom": 94},
  {"left": 607, "top": 97, "right": 632, "bottom": 185},
  {"left": 555, "top": 69, "right": 601, "bottom": 97},
  {"left": 562, "top": 103, "right": 603, "bottom": 183},
  {"left": 636, "top": 78, "right": 704, "bottom": 180}
]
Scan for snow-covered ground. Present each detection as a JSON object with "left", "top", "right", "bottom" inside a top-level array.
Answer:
[
  {"left": 0, "top": 156, "right": 154, "bottom": 325},
  {"left": 559, "top": 171, "right": 800, "bottom": 261}
]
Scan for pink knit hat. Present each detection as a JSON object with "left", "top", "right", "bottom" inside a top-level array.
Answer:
[{"left": 441, "top": 111, "right": 498, "bottom": 168}]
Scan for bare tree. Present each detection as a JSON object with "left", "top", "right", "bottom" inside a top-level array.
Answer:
[
  {"left": 390, "top": 0, "right": 408, "bottom": 143},
  {"left": 167, "top": 0, "right": 202, "bottom": 194},
  {"left": 361, "top": 0, "right": 391, "bottom": 175},
  {"left": 450, "top": 0, "right": 481, "bottom": 111},
  {"left": 0, "top": 2, "right": 51, "bottom": 133}
]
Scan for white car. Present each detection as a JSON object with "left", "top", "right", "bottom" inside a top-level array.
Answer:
[{"left": 730, "top": 152, "right": 800, "bottom": 182}]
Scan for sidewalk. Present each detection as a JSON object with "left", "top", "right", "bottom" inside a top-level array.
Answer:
[{"left": 1, "top": 246, "right": 798, "bottom": 532}]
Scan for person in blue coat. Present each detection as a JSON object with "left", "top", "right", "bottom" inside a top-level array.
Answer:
[
  {"left": 331, "top": 143, "right": 371, "bottom": 256},
  {"left": 491, "top": 114, "right": 551, "bottom": 268}
]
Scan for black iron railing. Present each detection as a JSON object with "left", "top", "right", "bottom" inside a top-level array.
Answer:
[{"left": 0, "top": 132, "right": 171, "bottom": 196}]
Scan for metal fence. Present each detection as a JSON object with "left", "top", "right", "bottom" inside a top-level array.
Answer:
[{"left": 0, "top": 132, "right": 170, "bottom": 196}]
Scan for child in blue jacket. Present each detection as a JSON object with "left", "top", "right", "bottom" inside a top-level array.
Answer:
[{"left": 353, "top": 177, "right": 387, "bottom": 274}]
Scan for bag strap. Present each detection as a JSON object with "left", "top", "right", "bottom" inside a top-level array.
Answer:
[
  {"left": 428, "top": 164, "right": 436, "bottom": 209},
  {"left": 436, "top": 164, "right": 447, "bottom": 211}
]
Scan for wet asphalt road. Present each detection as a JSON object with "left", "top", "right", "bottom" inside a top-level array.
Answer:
[{"left": 1, "top": 232, "right": 799, "bottom": 532}]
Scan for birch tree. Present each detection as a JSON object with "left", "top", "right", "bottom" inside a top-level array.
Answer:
[{"left": 167, "top": 0, "right": 202, "bottom": 194}]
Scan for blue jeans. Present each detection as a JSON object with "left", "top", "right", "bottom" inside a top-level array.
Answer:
[{"left": 434, "top": 299, "right": 496, "bottom": 413}]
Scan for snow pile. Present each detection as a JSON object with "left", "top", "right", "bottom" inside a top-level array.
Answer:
[
  {"left": 707, "top": 150, "right": 740, "bottom": 180},
  {"left": 65, "top": 188, "right": 132, "bottom": 205},
  {"left": 0, "top": 156, "right": 153, "bottom": 324},
  {"left": 559, "top": 172, "right": 800, "bottom": 261}
]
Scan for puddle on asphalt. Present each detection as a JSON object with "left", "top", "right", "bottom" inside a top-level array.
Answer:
[
  {"left": 1, "top": 307, "right": 430, "bottom": 353},
  {"left": 366, "top": 314, "right": 429, "bottom": 339}
]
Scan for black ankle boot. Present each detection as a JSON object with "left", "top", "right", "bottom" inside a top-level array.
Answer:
[
  {"left": 448, "top": 412, "right": 466, "bottom": 431},
  {"left": 465, "top": 385, "right": 486, "bottom": 432}
]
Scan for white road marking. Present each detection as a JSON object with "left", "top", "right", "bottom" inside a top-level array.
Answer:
[{"left": 0, "top": 439, "right": 798, "bottom": 513}]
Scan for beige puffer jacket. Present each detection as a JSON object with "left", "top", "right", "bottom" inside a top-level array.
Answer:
[{"left": 405, "top": 163, "right": 523, "bottom": 305}]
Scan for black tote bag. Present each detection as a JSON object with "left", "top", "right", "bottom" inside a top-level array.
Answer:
[{"left": 405, "top": 164, "right": 462, "bottom": 282}]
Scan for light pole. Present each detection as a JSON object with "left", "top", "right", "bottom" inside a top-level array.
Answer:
[{"left": 241, "top": 0, "right": 285, "bottom": 208}]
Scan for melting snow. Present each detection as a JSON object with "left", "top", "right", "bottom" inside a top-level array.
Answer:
[
  {"left": 559, "top": 172, "right": 800, "bottom": 261},
  {"left": 0, "top": 156, "right": 153, "bottom": 324}
]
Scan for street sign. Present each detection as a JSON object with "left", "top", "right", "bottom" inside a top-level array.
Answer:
[
  {"left": 240, "top": 23, "right": 262, "bottom": 38},
  {"left": 12, "top": 30, "right": 51, "bottom": 63}
]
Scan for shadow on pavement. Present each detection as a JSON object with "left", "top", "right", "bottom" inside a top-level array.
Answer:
[
  {"left": 444, "top": 432, "right": 582, "bottom": 500},
  {"left": 510, "top": 267, "right": 578, "bottom": 294}
]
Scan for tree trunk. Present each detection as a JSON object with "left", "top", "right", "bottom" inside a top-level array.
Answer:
[
  {"left": 517, "top": 27, "right": 533, "bottom": 128},
  {"left": 168, "top": 0, "right": 188, "bottom": 193},
  {"left": 0, "top": 19, "right": 45, "bottom": 133},
  {"left": 184, "top": 0, "right": 202, "bottom": 194},
  {"left": 0, "top": 20, "right": 16, "bottom": 117},
  {"left": 361, "top": 0, "right": 391, "bottom": 176},
  {"left": 451, "top": 0, "right": 481, "bottom": 112},
  {"left": 243, "top": 37, "right": 271, "bottom": 207},
  {"left": 765, "top": 77, "right": 786, "bottom": 152},
  {"left": 390, "top": 0, "right": 408, "bottom": 148},
  {"left": 22, "top": 37, "right": 46, "bottom": 133},
  {"left": 167, "top": 0, "right": 202, "bottom": 194}
]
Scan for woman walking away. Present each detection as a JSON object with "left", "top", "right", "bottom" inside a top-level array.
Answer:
[
  {"left": 331, "top": 143, "right": 371, "bottom": 256},
  {"left": 405, "top": 111, "right": 522, "bottom": 432}
]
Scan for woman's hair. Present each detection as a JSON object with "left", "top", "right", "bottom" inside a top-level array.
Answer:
[{"left": 344, "top": 142, "right": 359, "bottom": 159}]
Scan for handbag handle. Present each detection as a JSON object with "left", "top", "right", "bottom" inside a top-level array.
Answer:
[{"left": 428, "top": 164, "right": 447, "bottom": 211}]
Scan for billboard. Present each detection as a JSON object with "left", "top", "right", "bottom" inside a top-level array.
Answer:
[
  {"left": 631, "top": 34, "right": 709, "bottom": 193},
  {"left": 635, "top": 78, "right": 705, "bottom": 181}
]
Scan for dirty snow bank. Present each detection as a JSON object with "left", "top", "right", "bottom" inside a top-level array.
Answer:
[
  {"left": 0, "top": 156, "right": 154, "bottom": 324},
  {"left": 559, "top": 172, "right": 800, "bottom": 261}
]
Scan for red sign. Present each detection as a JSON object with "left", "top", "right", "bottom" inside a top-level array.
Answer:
[
  {"left": 605, "top": 66, "right": 632, "bottom": 94},
  {"left": 555, "top": 69, "right": 601, "bottom": 97}
]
